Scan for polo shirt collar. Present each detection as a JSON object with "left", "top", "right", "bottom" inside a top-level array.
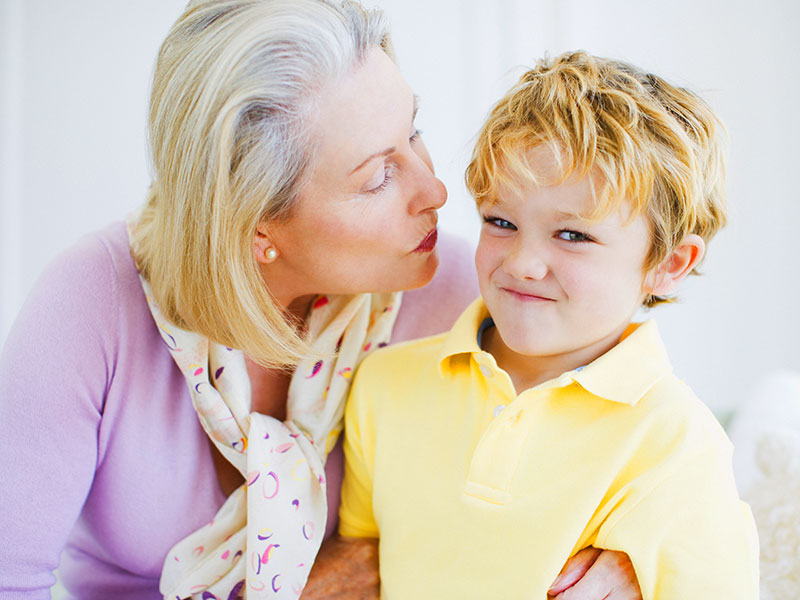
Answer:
[
  {"left": 439, "top": 297, "right": 490, "bottom": 374},
  {"left": 438, "top": 298, "right": 672, "bottom": 406},
  {"left": 570, "top": 320, "right": 672, "bottom": 405}
]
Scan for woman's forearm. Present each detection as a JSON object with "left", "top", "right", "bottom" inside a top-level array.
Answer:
[{"left": 301, "top": 535, "right": 380, "bottom": 599}]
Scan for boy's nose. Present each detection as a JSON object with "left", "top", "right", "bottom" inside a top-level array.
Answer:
[{"left": 503, "top": 241, "right": 548, "bottom": 281}]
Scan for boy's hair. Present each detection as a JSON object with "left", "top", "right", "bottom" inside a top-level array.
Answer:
[{"left": 465, "top": 51, "right": 728, "bottom": 307}]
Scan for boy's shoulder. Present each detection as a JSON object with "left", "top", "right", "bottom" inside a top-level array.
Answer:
[
  {"left": 358, "top": 295, "right": 488, "bottom": 385},
  {"left": 358, "top": 331, "right": 450, "bottom": 382},
  {"left": 591, "top": 319, "right": 731, "bottom": 454},
  {"left": 635, "top": 368, "right": 733, "bottom": 459}
]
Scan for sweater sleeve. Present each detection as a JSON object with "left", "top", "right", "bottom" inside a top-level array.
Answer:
[{"left": 0, "top": 233, "right": 120, "bottom": 598}]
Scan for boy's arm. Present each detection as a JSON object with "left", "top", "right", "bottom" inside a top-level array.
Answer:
[{"left": 595, "top": 441, "right": 759, "bottom": 599}]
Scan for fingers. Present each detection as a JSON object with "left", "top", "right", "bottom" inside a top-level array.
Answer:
[
  {"left": 548, "top": 546, "right": 603, "bottom": 596},
  {"left": 551, "top": 550, "right": 642, "bottom": 600}
]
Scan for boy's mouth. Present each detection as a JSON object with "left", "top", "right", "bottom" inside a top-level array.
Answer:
[{"left": 500, "top": 287, "right": 556, "bottom": 302}]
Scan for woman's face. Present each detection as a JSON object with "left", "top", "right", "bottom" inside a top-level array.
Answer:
[{"left": 258, "top": 48, "right": 446, "bottom": 307}]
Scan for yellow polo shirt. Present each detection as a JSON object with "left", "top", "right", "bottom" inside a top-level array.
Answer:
[{"left": 340, "top": 299, "right": 758, "bottom": 599}]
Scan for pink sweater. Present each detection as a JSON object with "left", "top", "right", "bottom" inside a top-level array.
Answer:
[{"left": 0, "top": 222, "right": 478, "bottom": 599}]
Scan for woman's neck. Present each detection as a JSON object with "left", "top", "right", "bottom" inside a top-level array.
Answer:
[{"left": 285, "top": 294, "right": 316, "bottom": 324}]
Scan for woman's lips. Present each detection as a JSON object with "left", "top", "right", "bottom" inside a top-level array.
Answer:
[{"left": 413, "top": 228, "right": 438, "bottom": 253}]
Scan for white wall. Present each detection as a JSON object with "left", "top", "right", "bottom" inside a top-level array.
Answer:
[
  {"left": 2, "top": 0, "right": 798, "bottom": 418},
  {"left": 0, "top": 0, "right": 187, "bottom": 341}
]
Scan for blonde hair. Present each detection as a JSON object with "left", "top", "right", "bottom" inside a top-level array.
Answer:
[
  {"left": 131, "top": 0, "right": 392, "bottom": 367},
  {"left": 465, "top": 51, "right": 728, "bottom": 307}
]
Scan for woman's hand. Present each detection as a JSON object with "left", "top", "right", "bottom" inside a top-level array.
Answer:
[
  {"left": 548, "top": 547, "right": 642, "bottom": 600},
  {"left": 301, "top": 535, "right": 380, "bottom": 599}
]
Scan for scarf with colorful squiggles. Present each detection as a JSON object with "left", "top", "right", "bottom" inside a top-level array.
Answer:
[{"left": 130, "top": 226, "right": 400, "bottom": 599}]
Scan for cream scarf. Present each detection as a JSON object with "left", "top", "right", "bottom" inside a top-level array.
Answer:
[{"left": 129, "top": 225, "right": 400, "bottom": 599}]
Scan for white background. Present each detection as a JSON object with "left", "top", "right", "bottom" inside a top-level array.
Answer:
[{"left": 2, "top": 0, "right": 798, "bottom": 419}]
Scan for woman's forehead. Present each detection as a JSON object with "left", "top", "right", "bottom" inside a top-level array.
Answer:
[{"left": 309, "top": 48, "right": 415, "bottom": 179}]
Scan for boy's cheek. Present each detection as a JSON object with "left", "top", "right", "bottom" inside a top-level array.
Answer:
[{"left": 473, "top": 244, "right": 493, "bottom": 281}]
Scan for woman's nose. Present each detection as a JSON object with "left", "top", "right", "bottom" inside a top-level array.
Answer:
[
  {"left": 414, "top": 170, "right": 447, "bottom": 213},
  {"left": 408, "top": 146, "right": 447, "bottom": 214}
]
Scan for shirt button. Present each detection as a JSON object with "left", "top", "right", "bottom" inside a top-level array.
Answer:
[
  {"left": 493, "top": 404, "right": 506, "bottom": 418},
  {"left": 479, "top": 364, "right": 493, "bottom": 378}
]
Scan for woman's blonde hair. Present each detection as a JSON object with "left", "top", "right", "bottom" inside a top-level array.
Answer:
[
  {"left": 465, "top": 51, "right": 728, "bottom": 307},
  {"left": 131, "top": 0, "right": 391, "bottom": 366}
]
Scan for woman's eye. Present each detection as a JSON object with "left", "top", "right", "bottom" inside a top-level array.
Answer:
[
  {"left": 483, "top": 216, "right": 517, "bottom": 230},
  {"left": 409, "top": 128, "right": 423, "bottom": 143},
  {"left": 365, "top": 165, "right": 395, "bottom": 195},
  {"left": 556, "top": 229, "right": 593, "bottom": 242}
]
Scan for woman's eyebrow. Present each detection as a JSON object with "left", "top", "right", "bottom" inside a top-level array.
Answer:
[
  {"left": 349, "top": 95, "right": 420, "bottom": 176},
  {"left": 350, "top": 147, "right": 395, "bottom": 175}
]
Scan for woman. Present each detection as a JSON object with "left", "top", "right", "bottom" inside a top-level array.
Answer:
[{"left": 0, "top": 1, "right": 640, "bottom": 598}]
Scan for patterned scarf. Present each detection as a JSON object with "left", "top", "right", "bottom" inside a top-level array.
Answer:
[{"left": 129, "top": 225, "right": 400, "bottom": 599}]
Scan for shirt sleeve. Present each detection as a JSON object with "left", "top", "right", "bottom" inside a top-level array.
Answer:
[
  {"left": 0, "top": 233, "right": 118, "bottom": 597},
  {"left": 339, "top": 361, "right": 380, "bottom": 538},
  {"left": 595, "top": 439, "right": 760, "bottom": 600}
]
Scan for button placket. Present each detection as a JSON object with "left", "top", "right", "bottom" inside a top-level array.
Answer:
[{"left": 464, "top": 393, "right": 530, "bottom": 504}]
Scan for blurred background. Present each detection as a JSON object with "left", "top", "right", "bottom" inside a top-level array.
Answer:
[{"left": 2, "top": 0, "right": 798, "bottom": 421}]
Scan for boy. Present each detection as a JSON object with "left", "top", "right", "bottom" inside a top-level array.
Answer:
[{"left": 338, "top": 51, "right": 759, "bottom": 598}]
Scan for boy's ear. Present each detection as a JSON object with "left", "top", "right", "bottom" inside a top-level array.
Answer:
[{"left": 644, "top": 234, "right": 706, "bottom": 297}]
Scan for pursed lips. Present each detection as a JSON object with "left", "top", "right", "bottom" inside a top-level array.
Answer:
[{"left": 412, "top": 227, "right": 438, "bottom": 253}]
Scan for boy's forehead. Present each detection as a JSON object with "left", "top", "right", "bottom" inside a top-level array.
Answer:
[
  {"left": 487, "top": 164, "right": 644, "bottom": 227},
  {"left": 513, "top": 144, "right": 569, "bottom": 186},
  {"left": 491, "top": 146, "right": 594, "bottom": 203},
  {"left": 493, "top": 145, "right": 592, "bottom": 197}
]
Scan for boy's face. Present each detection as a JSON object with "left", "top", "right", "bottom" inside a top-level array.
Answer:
[{"left": 475, "top": 148, "right": 653, "bottom": 373}]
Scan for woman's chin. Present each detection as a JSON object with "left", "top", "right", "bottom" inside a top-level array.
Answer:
[{"left": 403, "top": 250, "right": 440, "bottom": 291}]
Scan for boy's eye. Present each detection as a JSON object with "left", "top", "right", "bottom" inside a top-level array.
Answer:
[
  {"left": 483, "top": 216, "right": 517, "bottom": 230},
  {"left": 556, "top": 229, "right": 593, "bottom": 243}
]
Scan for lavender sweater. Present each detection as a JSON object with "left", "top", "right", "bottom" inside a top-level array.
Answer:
[{"left": 0, "top": 222, "right": 478, "bottom": 599}]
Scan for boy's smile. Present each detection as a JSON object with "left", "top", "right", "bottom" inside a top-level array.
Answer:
[{"left": 475, "top": 147, "right": 655, "bottom": 391}]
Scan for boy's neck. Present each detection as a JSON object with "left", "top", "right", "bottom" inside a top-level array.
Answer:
[{"left": 483, "top": 322, "right": 631, "bottom": 394}]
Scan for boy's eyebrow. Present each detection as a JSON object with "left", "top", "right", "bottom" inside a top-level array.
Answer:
[
  {"left": 349, "top": 96, "right": 419, "bottom": 176},
  {"left": 555, "top": 210, "right": 583, "bottom": 220}
]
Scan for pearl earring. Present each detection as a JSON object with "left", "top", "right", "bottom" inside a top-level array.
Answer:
[{"left": 264, "top": 247, "right": 278, "bottom": 262}]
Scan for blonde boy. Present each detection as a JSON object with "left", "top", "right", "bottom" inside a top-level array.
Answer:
[{"left": 339, "top": 52, "right": 759, "bottom": 598}]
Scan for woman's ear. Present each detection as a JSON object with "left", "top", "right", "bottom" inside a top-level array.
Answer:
[
  {"left": 645, "top": 234, "right": 706, "bottom": 297},
  {"left": 253, "top": 222, "right": 280, "bottom": 264}
]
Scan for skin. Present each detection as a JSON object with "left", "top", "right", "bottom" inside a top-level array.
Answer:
[
  {"left": 548, "top": 547, "right": 642, "bottom": 600},
  {"left": 477, "top": 146, "right": 704, "bottom": 391},
  {"left": 238, "top": 48, "right": 658, "bottom": 598},
  {"left": 253, "top": 49, "right": 444, "bottom": 308},
  {"left": 474, "top": 146, "right": 704, "bottom": 599}
]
